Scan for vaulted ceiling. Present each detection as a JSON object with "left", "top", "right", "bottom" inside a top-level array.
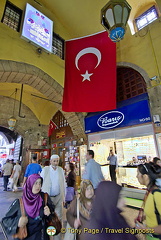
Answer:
[
  {"left": 41, "top": 0, "right": 156, "bottom": 38},
  {"left": 0, "top": 0, "right": 157, "bottom": 128}
]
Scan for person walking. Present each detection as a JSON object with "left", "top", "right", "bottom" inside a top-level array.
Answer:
[
  {"left": 2, "top": 174, "right": 55, "bottom": 240},
  {"left": 66, "top": 179, "right": 94, "bottom": 240},
  {"left": 10, "top": 161, "right": 21, "bottom": 192},
  {"left": 107, "top": 149, "right": 118, "bottom": 183},
  {"left": 82, "top": 150, "right": 104, "bottom": 191},
  {"left": 135, "top": 162, "right": 161, "bottom": 240},
  {"left": 2, "top": 159, "right": 13, "bottom": 191},
  {"left": 22, "top": 155, "right": 42, "bottom": 186},
  {"left": 40, "top": 154, "right": 66, "bottom": 240},
  {"left": 84, "top": 181, "right": 137, "bottom": 240},
  {"left": 65, "top": 162, "right": 76, "bottom": 208}
]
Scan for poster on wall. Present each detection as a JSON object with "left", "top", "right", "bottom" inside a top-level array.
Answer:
[{"left": 21, "top": 3, "right": 53, "bottom": 53}]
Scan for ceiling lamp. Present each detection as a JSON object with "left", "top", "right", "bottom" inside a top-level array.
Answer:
[
  {"left": 101, "top": 0, "right": 131, "bottom": 42},
  {"left": 8, "top": 117, "right": 17, "bottom": 131}
]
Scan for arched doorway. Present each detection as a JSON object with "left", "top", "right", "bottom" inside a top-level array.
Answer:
[
  {"left": 117, "top": 66, "right": 147, "bottom": 102},
  {"left": 0, "top": 60, "right": 86, "bottom": 141}
]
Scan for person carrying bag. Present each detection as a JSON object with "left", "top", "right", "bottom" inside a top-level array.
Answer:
[{"left": 2, "top": 174, "right": 55, "bottom": 240}]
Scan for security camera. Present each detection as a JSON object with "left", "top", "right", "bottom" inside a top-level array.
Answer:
[{"left": 37, "top": 48, "right": 42, "bottom": 54}]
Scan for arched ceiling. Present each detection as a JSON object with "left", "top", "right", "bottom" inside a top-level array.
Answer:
[
  {"left": 41, "top": 0, "right": 156, "bottom": 38},
  {"left": 0, "top": 83, "right": 58, "bottom": 125},
  {"left": 0, "top": 126, "right": 18, "bottom": 143},
  {"left": 0, "top": 0, "right": 157, "bottom": 127}
]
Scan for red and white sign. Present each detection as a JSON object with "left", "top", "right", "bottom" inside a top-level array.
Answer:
[
  {"left": 48, "top": 120, "right": 57, "bottom": 137},
  {"left": 62, "top": 31, "right": 116, "bottom": 112}
]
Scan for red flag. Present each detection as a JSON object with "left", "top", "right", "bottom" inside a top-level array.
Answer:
[
  {"left": 62, "top": 31, "right": 116, "bottom": 112},
  {"left": 48, "top": 120, "right": 57, "bottom": 137}
]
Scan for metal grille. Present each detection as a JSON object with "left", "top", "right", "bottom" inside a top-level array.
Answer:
[
  {"left": 53, "top": 111, "right": 68, "bottom": 128},
  {"left": 52, "top": 33, "right": 64, "bottom": 60},
  {"left": 117, "top": 67, "right": 147, "bottom": 102},
  {"left": 135, "top": 6, "right": 158, "bottom": 31},
  {"left": 1, "top": 1, "right": 22, "bottom": 32}
]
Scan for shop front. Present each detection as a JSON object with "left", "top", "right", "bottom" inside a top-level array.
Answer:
[
  {"left": 50, "top": 111, "right": 87, "bottom": 188},
  {"left": 85, "top": 99, "right": 158, "bottom": 194}
]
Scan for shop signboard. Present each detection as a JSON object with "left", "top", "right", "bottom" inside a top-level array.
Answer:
[
  {"left": 21, "top": 3, "right": 53, "bottom": 53},
  {"left": 85, "top": 100, "right": 151, "bottom": 134}
]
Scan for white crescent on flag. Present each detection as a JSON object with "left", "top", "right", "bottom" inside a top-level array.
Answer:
[
  {"left": 75, "top": 47, "right": 101, "bottom": 70},
  {"left": 75, "top": 47, "right": 101, "bottom": 81}
]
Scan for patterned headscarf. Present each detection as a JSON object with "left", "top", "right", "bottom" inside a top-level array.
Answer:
[
  {"left": 22, "top": 174, "right": 43, "bottom": 218},
  {"left": 79, "top": 179, "right": 94, "bottom": 219}
]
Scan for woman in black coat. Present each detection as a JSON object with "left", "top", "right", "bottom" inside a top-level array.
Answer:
[{"left": 2, "top": 174, "right": 55, "bottom": 240}]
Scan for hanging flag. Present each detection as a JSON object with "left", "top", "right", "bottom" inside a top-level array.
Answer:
[
  {"left": 48, "top": 120, "right": 57, "bottom": 137},
  {"left": 62, "top": 31, "right": 116, "bottom": 112}
]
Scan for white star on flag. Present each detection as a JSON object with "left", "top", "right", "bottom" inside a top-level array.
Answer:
[{"left": 81, "top": 70, "right": 93, "bottom": 82}]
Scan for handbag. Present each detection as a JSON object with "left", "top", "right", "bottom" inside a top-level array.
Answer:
[
  {"left": 12, "top": 198, "right": 27, "bottom": 240},
  {"left": 65, "top": 187, "right": 75, "bottom": 202},
  {"left": 44, "top": 193, "right": 62, "bottom": 235},
  {"left": 63, "top": 197, "right": 79, "bottom": 240},
  {"left": 8, "top": 178, "right": 13, "bottom": 189}
]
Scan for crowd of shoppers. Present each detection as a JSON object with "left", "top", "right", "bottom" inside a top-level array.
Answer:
[{"left": 1, "top": 152, "right": 161, "bottom": 240}]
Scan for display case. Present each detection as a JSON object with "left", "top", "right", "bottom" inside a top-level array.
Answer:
[
  {"left": 118, "top": 166, "right": 146, "bottom": 189},
  {"left": 64, "top": 145, "right": 80, "bottom": 176},
  {"left": 100, "top": 164, "right": 146, "bottom": 190}
]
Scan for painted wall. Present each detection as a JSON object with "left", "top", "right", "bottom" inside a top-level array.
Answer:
[
  {"left": 117, "top": 16, "right": 161, "bottom": 133},
  {"left": 0, "top": 0, "right": 72, "bottom": 86},
  {"left": 117, "top": 18, "right": 161, "bottom": 81}
]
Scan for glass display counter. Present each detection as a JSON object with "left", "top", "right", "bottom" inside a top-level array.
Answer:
[
  {"left": 118, "top": 166, "right": 146, "bottom": 189},
  {"left": 101, "top": 164, "right": 146, "bottom": 190}
]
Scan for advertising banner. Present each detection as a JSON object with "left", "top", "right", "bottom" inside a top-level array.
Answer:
[
  {"left": 85, "top": 100, "right": 151, "bottom": 134},
  {"left": 21, "top": 3, "right": 53, "bottom": 53}
]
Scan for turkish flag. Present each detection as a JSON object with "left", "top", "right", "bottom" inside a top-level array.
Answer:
[
  {"left": 48, "top": 120, "right": 57, "bottom": 137},
  {"left": 62, "top": 31, "right": 116, "bottom": 112}
]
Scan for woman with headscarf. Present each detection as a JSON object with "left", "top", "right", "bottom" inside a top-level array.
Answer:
[
  {"left": 2, "top": 174, "right": 55, "bottom": 240},
  {"left": 136, "top": 162, "right": 161, "bottom": 240},
  {"left": 66, "top": 179, "right": 94, "bottom": 240},
  {"left": 84, "top": 181, "right": 137, "bottom": 240}
]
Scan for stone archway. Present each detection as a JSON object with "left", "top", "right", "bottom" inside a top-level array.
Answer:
[
  {"left": 0, "top": 60, "right": 86, "bottom": 140},
  {"left": 117, "top": 62, "right": 150, "bottom": 88},
  {"left": 116, "top": 62, "right": 161, "bottom": 134}
]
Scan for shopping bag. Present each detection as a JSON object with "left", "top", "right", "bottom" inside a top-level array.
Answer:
[
  {"left": 8, "top": 178, "right": 13, "bottom": 189},
  {"left": 65, "top": 187, "right": 75, "bottom": 202}
]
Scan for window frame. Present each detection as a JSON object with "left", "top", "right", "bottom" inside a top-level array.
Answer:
[
  {"left": 52, "top": 32, "right": 65, "bottom": 60},
  {"left": 1, "top": 0, "right": 22, "bottom": 32},
  {"left": 135, "top": 5, "right": 158, "bottom": 31}
]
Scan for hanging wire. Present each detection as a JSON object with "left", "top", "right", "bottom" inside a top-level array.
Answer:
[{"left": 12, "top": 88, "right": 17, "bottom": 116}]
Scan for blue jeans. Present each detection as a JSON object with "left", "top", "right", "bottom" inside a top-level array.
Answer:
[{"left": 3, "top": 175, "right": 10, "bottom": 190}]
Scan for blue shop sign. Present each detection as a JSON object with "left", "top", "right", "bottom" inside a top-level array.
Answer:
[{"left": 85, "top": 100, "right": 151, "bottom": 134}]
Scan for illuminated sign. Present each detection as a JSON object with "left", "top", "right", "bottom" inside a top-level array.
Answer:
[
  {"left": 97, "top": 111, "right": 124, "bottom": 129},
  {"left": 85, "top": 100, "right": 151, "bottom": 134},
  {"left": 21, "top": 3, "right": 53, "bottom": 53}
]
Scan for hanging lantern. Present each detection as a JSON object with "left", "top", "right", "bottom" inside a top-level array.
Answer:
[
  {"left": 101, "top": 0, "right": 131, "bottom": 42},
  {"left": 8, "top": 116, "right": 17, "bottom": 130}
]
